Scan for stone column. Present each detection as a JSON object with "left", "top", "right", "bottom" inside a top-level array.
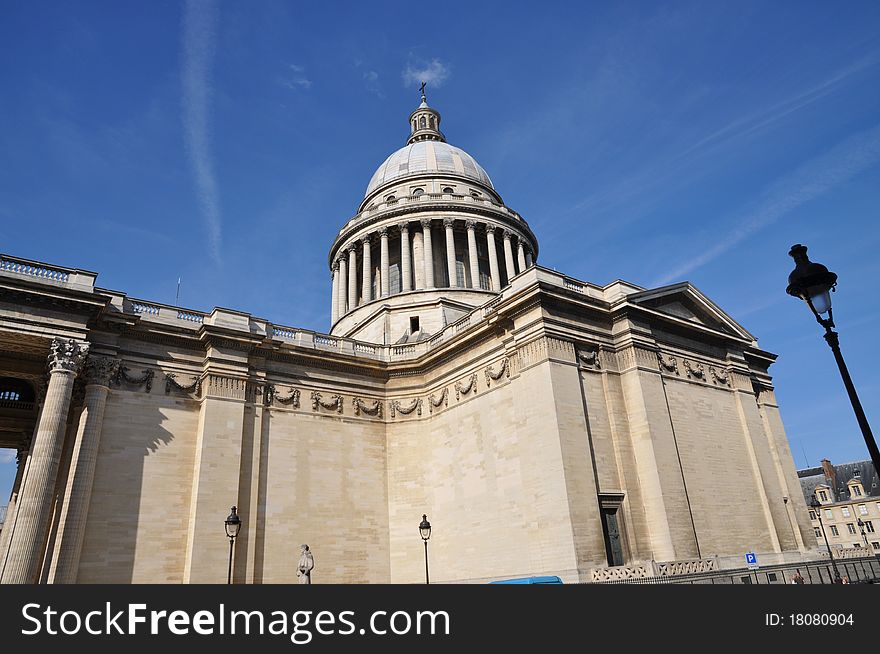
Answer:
[
  {"left": 466, "top": 220, "right": 480, "bottom": 289},
  {"left": 49, "top": 356, "right": 119, "bottom": 583},
  {"left": 361, "top": 235, "right": 372, "bottom": 303},
  {"left": 444, "top": 218, "right": 457, "bottom": 287},
  {"left": 337, "top": 256, "right": 348, "bottom": 316},
  {"left": 413, "top": 229, "right": 424, "bottom": 289},
  {"left": 525, "top": 248, "right": 534, "bottom": 268},
  {"left": 398, "top": 222, "right": 412, "bottom": 292},
  {"left": 486, "top": 225, "right": 501, "bottom": 292},
  {"left": 380, "top": 227, "right": 390, "bottom": 297},
  {"left": 347, "top": 244, "right": 358, "bottom": 310},
  {"left": 330, "top": 262, "right": 339, "bottom": 324},
  {"left": 517, "top": 239, "right": 527, "bottom": 273},
  {"left": 503, "top": 230, "right": 517, "bottom": 281},
  {"left": 0, "top": 440, "right": 32, "bottom": 566},
  {"left": 1, "top": 338, "right": 88, "bottom": 584},
  {"left": 421, "top": 218, "right": 435, "bottom": 288}
]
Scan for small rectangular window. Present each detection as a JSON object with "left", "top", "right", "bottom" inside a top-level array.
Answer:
[
  {"left": 866, "top": 521, "right": 875, "bottom": 533},
  {"left": 872, "top": 542, "right": 879, "bottom": 550},
  {"left": 842, "top": 507, "right": 851, "bottom": 517},
  {"left": 409, "top": 316, "right": 420, "bottom": 333},
  {"left": 741, "top": 576, "right": 752, "bottom": 585},
  {"left": 809, "top": 511, "right": 817, "bottom": 520},
  {"left": 768, "top": 573, "right": 778, "bottom": 582},
  {"left": 830, "top": 525, "right": 839, "bottom": 536},
  {"left": 859, "top": 504, "right": 868, "bottom": 515},
  {"left": 825, "top": 509, "right": 833, "bottom": 519},
  {"left": 853, "top": 486, "right": 862, "bottom": 497},
  {"left": 814, "top": 527, "right": 822, "bottom": 538},
  {"left": 847, "top": 523, "right": 856, "bottom": 534},
  {"left": 818, "top": 490, "right": 828, "bottom": 502}
]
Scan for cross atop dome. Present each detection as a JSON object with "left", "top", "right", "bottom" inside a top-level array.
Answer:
[{"left": 408, "top": 82, "right": 445, "bottom": 144}]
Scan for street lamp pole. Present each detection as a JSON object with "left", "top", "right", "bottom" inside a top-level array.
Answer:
[
  {"left": 857, "top": 518, "right": 870, "bottom": 550},
  {"left": 419, "top": 514, "right": 432, "bottom": 585},
  {"left": 786, "top": 244, "right": 880, "bottom": 476},
  {"left": 225, "top": 506, "right": 242, "bottom": 585},
  {"left": 811, "top": 496, "right": 841, "bottom": 582}
]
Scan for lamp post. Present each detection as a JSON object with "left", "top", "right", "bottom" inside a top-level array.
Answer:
[
  {"left": 857, "top": 518, "right": 870, "bottom": 550},
  {"left": 810, "top": 495, "right": 841, "bottom": 582},
  {"left": 225, "top": 506, "right": 241, "bottom": 585},
  {"left": 786, "top": 244, "right": 880, "bottom": 476},
  {"left": 419, "top": 514, "right": 432, "bottom": 585}
]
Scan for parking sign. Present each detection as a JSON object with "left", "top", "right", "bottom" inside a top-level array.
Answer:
[{"left": 745, "top": 552, "right": 759, "bottom": 569}]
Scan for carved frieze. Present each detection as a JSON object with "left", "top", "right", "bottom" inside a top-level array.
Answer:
[
  {"left": 657, "top": 352, "right": 679, "bottom": 375},
  {"left": 391, "top": 397, "right": 422, "bottom": 417},
  {"left": 428, "top": 387, "right": 448, "bottom": 414},
  {"left": 455, "top": 373, "right": 478, "bottom": 400},
  {"left": 267, "top": 385, "right": 300, "bottom": 407},
  {"left": 112, "top": 366, "right": 154, "bottom": 392},
  {"left": 311, "top": 391, "right": 343, "bottom": 413},
  {"left": 683, "top": 359, "right": 705, "bottom": 380},
  {"left": 710, "top": 367, "right": 730, "bottom": 386},
  {"left": 484, "top": 358, "right": 510, "bottom": 387},
  {"left": 353, "top": 397, "right": 382, "bottom": 417},
  {"left": 165, "top": 373, "right": 201, "bottom": 397}
]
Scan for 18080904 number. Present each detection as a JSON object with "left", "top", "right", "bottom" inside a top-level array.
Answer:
[{"left": 790, "top": 614, "right": 853, "bottom": 626}]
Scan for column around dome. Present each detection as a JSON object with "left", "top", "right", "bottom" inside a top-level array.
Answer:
[
  {"left": 502, "top": 229, "right": 516, "bottom": 282},
  {"left": 398, "top": 222, "right": 412, "bottom": 292},
  {"left": 337, "top": 255, "right": 348, "bottom": 315},
  {"left": 361, "top": 235, "right": 372, "bottom": 304},
  {"left": 517, "top": 238, "right": 527, "bottom": 274},
  {"left": 525, "top": 247, "right": 534, "bottom": 268},
  {"left": 486, "top": 225, "right": 501, "bottom": 292},
  {"left": 379, "top": 227, "right": 390, "bottom": 297},
  {"left": 466, "top": 220, "right": 480, "bottom": 290},
  {"left": 443, "top": 218, "right": 457, "bottom": 288},
  {"left": 331, "top": 261, "right": 340, "bottom": 324},
  {"left": 347, "top": 244, "right": 358, "bottom": 311},
  {"left": 420, "top": 218, "right": 435, "bottom": 288}
]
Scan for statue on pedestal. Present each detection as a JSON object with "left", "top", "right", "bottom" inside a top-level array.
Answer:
[{"left": 297, "top": 544, "right": 314, "bottom": 584}]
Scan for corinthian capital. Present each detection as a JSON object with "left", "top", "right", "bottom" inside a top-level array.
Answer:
[
  {"left": 485, "top": 224, "right": 497, "bottom": 235},
  {"left": 82, "top": 356, "right": 120, "bottom": 387},
  {"left": 378, "top": 226, "right": 389, "bottom": 237},
  {"left": 397, "top": 221, "right": 410, "bottom": 233},
  {"left": 48, "top": 338, "right": 89, "bottom": 374},
  {"left": 465, "top": 220, "right": 478, "bottom": 231},
  {"left": 420, "top": 218, "right": 433, "bottom": 229},
  {"left": 443, "top": 218, "right": 455, "bottom": 228}
]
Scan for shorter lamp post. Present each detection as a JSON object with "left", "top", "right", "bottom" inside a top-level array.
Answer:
[
  {"left": 786, "top": 244, "right": 880, "bottom": 476},
  {"left": 857, "top": 518, "right": 870, "bottom": 550},
  {"left": 810, "top": 495, "right": 841, "bottom": 582},
  {"left": 419, "top": 514, "right": 432, "bottom": 585},
  {"left": 225, "top": 506, "right": 242, "bottom": 585}
]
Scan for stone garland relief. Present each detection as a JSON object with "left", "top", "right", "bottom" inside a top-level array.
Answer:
[
  {"left": 454, "top": 373, "right": 478, "bottom": 400},
  {"left": 428, "top": 387, "right": 448, "bottom": 414},
  {"left": 268, "top": 385, "right": 300, "bottom": 407},
  {"left": 657, "top": 352, "right": 679, "bottom": 375},
  {"left": 710, "top": 367, "right": 730, "bottom": 386},
  {"left": 390, "top": 397, "right": 422, "bottom": 417},
  {"left": 165, "top": 372, "right": 202, "bottom": 396},
  {"left": 484, "top": 357, "right": 510, "bottom": 387},
  {"left": 577, "top": 348, "right": 602, "bottom": 370},
  {"left": 112, "top": 365, "right": 154, "bottom": 392},
  {"left": 353, "top": 397, "right": 383, "bottom": 417},
  {"left": 683, "top": 359, "right": 705, "bottom": 380},
  {"left": 311, "top": 391, "right": 343, "bottom": 413}
]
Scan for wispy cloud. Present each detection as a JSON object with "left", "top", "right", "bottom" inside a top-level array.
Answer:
[
  {"left": 0, "top": 450, "right": 15, "bottom": 464},
  {"left": 652, "top": 123, "right": 880, "bottom": 286},
  {"left": 402, "top": 58, "right": 450, "bottom": 88},
  {"left": 181, "top": 0, "right": 222, "bottom": 262},
  {"left": 282, "top": 63, "right": 312, "bottom": 90}
]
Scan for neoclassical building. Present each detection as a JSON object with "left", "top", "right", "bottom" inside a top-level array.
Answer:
[{"left": 0, "top": 92, "right": 818, "bottom": 584}]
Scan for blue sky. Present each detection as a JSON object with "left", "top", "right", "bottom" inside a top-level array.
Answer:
[{"left": 1, "top": 1, "right": 880, "bottom": 500}]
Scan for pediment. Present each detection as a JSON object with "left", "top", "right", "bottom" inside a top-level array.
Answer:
[{"left": 626, "top": 283, "right": 755, "bottom": 342}]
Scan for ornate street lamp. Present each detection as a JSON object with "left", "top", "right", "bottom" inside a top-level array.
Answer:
[
  {"left": 810, "top": 495, "right": 841, "bottom": 582},
  {"left": 857, "top": 518, "right": 870, "bottom": 550},
  {"left": 225, "top": 506, "right": 242, "bottom": 585},
  {"left": 786, "top": 244, "right": 880, "bottom": 476},
  {"left": 419, "top": 514, "right": 432, "bottom": 585}
]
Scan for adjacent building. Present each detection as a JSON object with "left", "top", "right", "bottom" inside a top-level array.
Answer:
[{"left": 0, "top": 92, "right": 819, "bottom": 583}]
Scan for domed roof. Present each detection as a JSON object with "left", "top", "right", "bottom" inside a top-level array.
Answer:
[{"left": 364, "top": 141, "right": 494, "bottom": 198}]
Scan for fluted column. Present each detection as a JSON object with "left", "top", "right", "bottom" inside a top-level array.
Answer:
[
  {"left": 466, "top": 220, "right": 480, "bottom": 289},
  {"left": 49, "top": 356, "right": 119, "bottom": 583},
  {"left": 517, "top": 239, "right": 527, "bottom": 272},
  {"left": 361, "top": 235, "right": 372, "bottom": 303},
  {"left": 421, "top": 219, "right": 435, "bottom": 288},
  {"left": 443, "top": 218, "right": 457, "bottom": 287},
  {"left": 0, "top": 440, "right": 32, "bottom": 566},
  {"left": 330, "top": 262, "right": 339, "bottom": 324},
  {"left": 337, "top": 255, "right": 348, "bottom": 315},
  {"left": 525, "top": 248, "right": 534, "bottom": 268},
  {"left": 379, "top": 227, "right": 390, "bottom": 297},
  {"left": 347, "top": 244, "right": 358, "bottom": 310},
  {"left": 1, "top": 338, "right": 88, "bottom": 584},
  {"left": 398, "top": 222, "right": 412, "bottom": 292},
  {"left": 486, "top": 225, "right": 501, "bottom": 292},
  {"left": 413, "top": 229, "right": 424, "bottom": 289},
  {"left": 503, "top": 230, "right": 516, "bottom": 281}
]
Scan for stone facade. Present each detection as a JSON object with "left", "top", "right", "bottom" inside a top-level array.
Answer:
[{"left": 0, "top": 94, "right": 820, "bottom": 583}]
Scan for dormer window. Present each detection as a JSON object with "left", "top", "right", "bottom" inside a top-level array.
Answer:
[
  {"left": 385, "top": 194, "right": 396, "bottom": 202},
  {"left": 470, "top": 190, "right": 481, "bottom": 198},
  {"left": 817, "top": 490, "right": 829, "bottom": 502},
  {"left": 442, "top": 187, "right": 454, "bottom": 194},
  {"left": 853, "top": 485, "right": 862, "bottom": 496},
  {"left": 412, "top": 188, "right": 424, "bottom": 197}
]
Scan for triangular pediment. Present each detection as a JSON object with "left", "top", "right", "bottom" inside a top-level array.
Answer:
[{"left": 625, "top": 283, "right": 755, "bottom": 342}]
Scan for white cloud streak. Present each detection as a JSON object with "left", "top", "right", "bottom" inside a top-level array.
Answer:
[
  {"left": 0, "top": 450, "right": 15, "bottom": 464},
  {"left": 652, "top": 123, "right": 880, "bottom": 286},
  {"left": 402, "top": 58, "right": 450, "bottom": 88},
  {"left": 181, "top": 0, "right": 222, "bottom": 262}
]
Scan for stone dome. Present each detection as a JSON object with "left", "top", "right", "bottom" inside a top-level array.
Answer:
[{"left": 364, "top": 141, "right": 494, "bottom": 198}]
